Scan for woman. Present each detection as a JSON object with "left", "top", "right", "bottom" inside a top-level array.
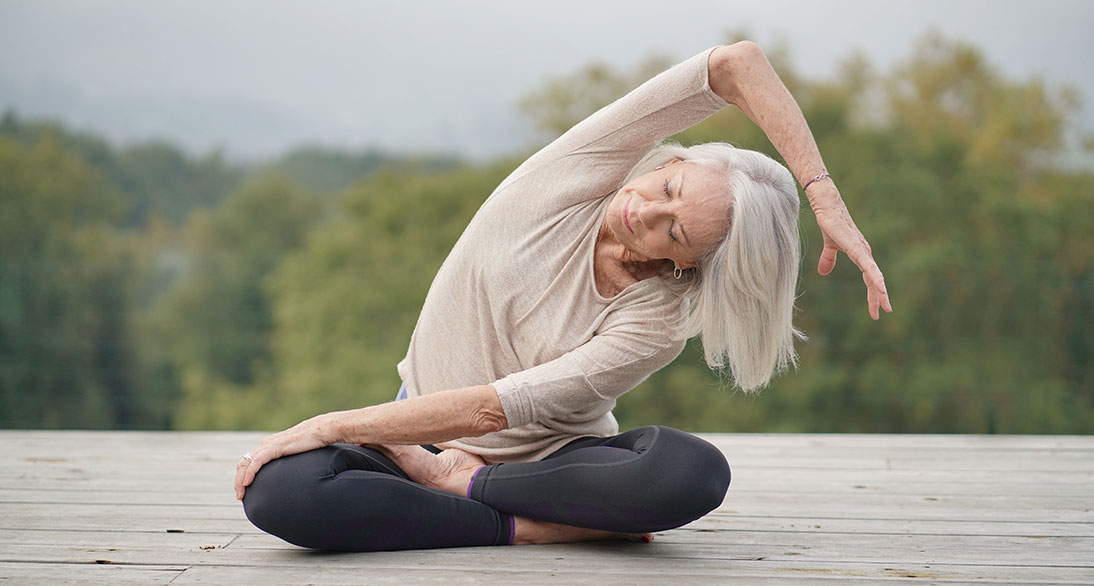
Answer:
[{"left": 234, "top": 41, "right": 891, "bottom": 551}]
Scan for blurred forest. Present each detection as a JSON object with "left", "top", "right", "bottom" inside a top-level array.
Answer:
[{"left": 1, "top": 35, "right": 1091, "bottom": 433}]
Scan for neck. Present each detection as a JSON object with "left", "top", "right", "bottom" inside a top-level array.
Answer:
[{"left": 595, "top": 222, "right": 662, "bottom": 280}]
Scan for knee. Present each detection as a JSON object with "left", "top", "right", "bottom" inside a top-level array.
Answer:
[
  {"left": 693, "top": 442, "right": 732, "bottom": 515},
  {"left": 648, "top": 426, "right": 731, "bottom": 522},
  {"left": 241, "top": 453, "right": 324, "bottom": 545}
]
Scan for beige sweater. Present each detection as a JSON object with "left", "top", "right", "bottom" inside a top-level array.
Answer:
[{"left": 396, "top": 47, "right": 729, "bottom": 462}]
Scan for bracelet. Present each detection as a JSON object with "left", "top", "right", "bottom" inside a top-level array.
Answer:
[{"left": 802, "top": 173, "right": 832, "bottom": 191}]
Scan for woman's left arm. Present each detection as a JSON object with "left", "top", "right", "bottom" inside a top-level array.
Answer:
[
  {"left": 233, "top": 385, "right": 506, "bottom": 499},
  {"left": 708, "top": 42, "right": 893, "bottom": 320}
]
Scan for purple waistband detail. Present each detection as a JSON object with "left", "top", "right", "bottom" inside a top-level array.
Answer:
[
  {"left": 508, "top": 514, "right": 516, "bottom": 545},
  {"left": 467, "top": 466, "right": 484, "bottom": 499}
]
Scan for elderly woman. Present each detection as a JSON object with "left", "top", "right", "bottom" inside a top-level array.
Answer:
[{"left": 235, "top": 41, "right": 891, "bottom": 551}]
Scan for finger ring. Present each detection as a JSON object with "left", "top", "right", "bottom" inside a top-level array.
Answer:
[{"left": 242, "top": 453, "right": 253, "bottom": 463}]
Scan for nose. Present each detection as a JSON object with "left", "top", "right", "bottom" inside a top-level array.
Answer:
[{"left": 637, "top": 200, "right": 669, "bottom": 228}]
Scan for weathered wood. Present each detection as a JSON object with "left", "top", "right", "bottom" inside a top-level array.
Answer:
[
  {"left": 0, "top": 562, "right": 184, "bottom": 585},
  {"left": 1, "top": 431, "right": 1091, "bottom": 585},
  {"left": 1, "top": 532, "right": 1089, "bottom": 568}
]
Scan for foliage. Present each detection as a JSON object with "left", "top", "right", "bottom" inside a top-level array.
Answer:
[
  {"left": 255, "top": 146, "right": 462, "bottom": 194},
  {"left": 148, "top": 175, "right": 325, "bottom": 429},
  {"left": 257, "top": 161, "right": 515, "bottom": 428},
  {"left": 1, "top": 34, "right": 1090, "bottom": 434},
  {"left": 0, "top": 136, "right": 149, "bottom": 427},
  {"left": 0, "top": 111, "right": 244, "bottom": 226}
]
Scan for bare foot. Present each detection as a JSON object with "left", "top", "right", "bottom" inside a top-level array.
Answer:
[
  {"left": 378, "top": 444, "right": 485, "bottom": 496},
  {"left": 513, "top": 516, "right": 654, "bottom": 545}
]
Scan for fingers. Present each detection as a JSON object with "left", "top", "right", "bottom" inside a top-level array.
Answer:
[
  {"left": 234, "top": 458, "right": 249, "bottom": 500},
  {"left": 817, "top": 244, "right": 838, "bottom": 276},
  {"left": 862, "top": 265, "right": 892, "bottom": 321},
  {"left": 865, "top": 272, "right": 880, "bottom": 320},
  {"left": 819, "top": 240, "right": 893, "bottom": 320},
  {"left": 234, "top": 451, "right": 264, "bottom": 500}
]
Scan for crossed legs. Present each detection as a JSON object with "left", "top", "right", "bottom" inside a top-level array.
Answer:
[{"left": 242, "top": 426, "right": 730, "bottom": 552}]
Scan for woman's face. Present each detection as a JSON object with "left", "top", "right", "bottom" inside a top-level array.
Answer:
[{"left": 604, "top": 161, "right": 731, "bottom": 269}]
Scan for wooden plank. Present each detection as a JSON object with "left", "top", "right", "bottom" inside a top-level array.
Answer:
[
  {"left": 0, "top": 520, "right": 258, "bottom": 534},
  {"left": 2, "top": 532, "right": 1088, "bottom": 568},
  {"left": 700, "top": 433, "right": 1094, "bottom": 450},
  {"left": 166, "top": 563, "right": 1094, "bottom": 586},
  {"left": 4, "top": 469, "right": 1092, "bottom": 499},
  {"left": 0, "top": 529, "right": 241, "bottom": 549},
  {"left": 5, "top": 430, "right": 1090, "bottom": 456},
  {"left": 3, "top": 493, "right": 1090, "bottom": 529},
  {"left": 0, "top": 562, "right": 185, "bottom": 585},
  {"left": 1, "top": 431, "right": 1092, "bottom": 586},
  {"left": 4, "top": 558, "right": 1088, "bottom": 586},
  {"left": 681, "top": 515, "right": 1093, "bottom": 538}
]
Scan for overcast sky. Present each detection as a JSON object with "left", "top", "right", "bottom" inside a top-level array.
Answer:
[{"left": 1, "top": 0, "right": 1091, "bottom": 161}]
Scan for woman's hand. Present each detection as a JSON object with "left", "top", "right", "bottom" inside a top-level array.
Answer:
[
  {"left": 710, "top": 42, "right": 893, "bottom": 320},
  {"left": 232, "top": 386, "right": 506, "bottom": 500},
  {"left": 234, "top": 412, "right": 340, "bottom": 500},
  {"left": 808, "top": 183, "right": 892, "bottom": 320}
]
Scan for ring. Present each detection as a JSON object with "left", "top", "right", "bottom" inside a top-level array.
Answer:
[{"left": 242, "top": 453, "right": 253, "bottom": 463}]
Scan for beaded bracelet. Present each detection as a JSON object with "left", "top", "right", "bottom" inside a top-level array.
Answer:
[{"left": 802, "top": 173, "right": 832, "bottom": 191}]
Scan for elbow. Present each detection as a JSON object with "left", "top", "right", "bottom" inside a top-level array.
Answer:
[
  {"left": 469, "top": 406, "right": 508, "bottom": 436},
  {"left": 470, "top": 384, "right": 508, "bottom": 436},
  {"left": 719, "top": 40, "right": 766, "bottom": 68},
  {"left": 710, "top": 40, "right": 770, "bottom": 105}
]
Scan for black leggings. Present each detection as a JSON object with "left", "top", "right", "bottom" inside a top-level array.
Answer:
[{"left": 242, "top": 425, "right": 731, "bottom": 552}]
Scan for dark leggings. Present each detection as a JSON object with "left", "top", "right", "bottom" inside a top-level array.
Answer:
[{"left": 242, "top": 425, "right": 731, "bottom": 552}]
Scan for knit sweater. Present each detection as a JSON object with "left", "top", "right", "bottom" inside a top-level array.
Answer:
[{"left": 396, "top": 47, "right": 728, "bottom": 462}]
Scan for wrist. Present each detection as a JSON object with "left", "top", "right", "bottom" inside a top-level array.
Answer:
[
  {"left": 313, "top": 411, "right": 346, "bottom": 445},
  {"left": 803, "top": 178, "right": 840, "bottom": 203},
  {"left": 801, "top": 172, "right": 831, "bottom": 192}
]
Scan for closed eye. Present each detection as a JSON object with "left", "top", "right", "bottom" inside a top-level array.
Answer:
[{"left": 664, "top": 180, "right": 679, "bottom": 243}]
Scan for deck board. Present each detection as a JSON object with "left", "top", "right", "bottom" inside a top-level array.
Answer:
[{"left": 1, "top": 431, "right": 1091, "bottom": 585}]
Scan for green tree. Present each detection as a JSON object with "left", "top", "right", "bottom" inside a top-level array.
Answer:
[
  {"left": 519, "top": 34, "right": 1092, "bottom": 433},
  {"left": 256, "top": 161, "right": 515, "bottom": 428},
  {"left": 0, "top": 111, "right": 244, "bottom": 227},
  {"left": 0, "top": 136, "right": 150, "bottom": 428},
  {"left": 149, "top": 175, "right": 323, "bottom": 429}
]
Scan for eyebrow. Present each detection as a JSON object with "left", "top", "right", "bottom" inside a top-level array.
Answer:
[{"left": 675, "top": 171, "right": 691, "bottom": 248}]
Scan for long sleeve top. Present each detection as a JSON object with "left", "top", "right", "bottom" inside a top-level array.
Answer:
[{"left": 397, "top": 47, "right": 729, "bottom": 462}]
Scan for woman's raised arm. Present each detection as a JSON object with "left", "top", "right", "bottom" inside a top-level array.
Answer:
[
  {"left": 708, "top": 41, "right": 893, "bottom": 320},
  {"left": 233, "top": 385, "right": 506, "bottom": 499}
]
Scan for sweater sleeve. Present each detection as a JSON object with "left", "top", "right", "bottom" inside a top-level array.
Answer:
[
  {"left": 491, "top": 298, "right": 687, "bottom": 429},
  {"left": 565, "top": 46, "right": 729, "bottom": 154},
  {"left": 490, "top": 47, "right": 730, "bottom": 202}
]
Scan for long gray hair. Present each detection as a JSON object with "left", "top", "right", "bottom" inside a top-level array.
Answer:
[{"left": 624, "top": 142, "right": 805, "bottom": 392}]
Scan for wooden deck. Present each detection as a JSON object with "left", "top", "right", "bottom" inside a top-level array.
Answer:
[{"left": 0, "top": 431, "right": 1091, "bottom": 585}]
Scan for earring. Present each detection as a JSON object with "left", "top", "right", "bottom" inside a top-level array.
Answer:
[{"left": 673, "top": 267, "right": 683, "bottom": 279}]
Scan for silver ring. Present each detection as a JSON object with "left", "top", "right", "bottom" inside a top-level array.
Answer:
[{"left": 242, "top": 453, "right": 253, "bottom": 463}]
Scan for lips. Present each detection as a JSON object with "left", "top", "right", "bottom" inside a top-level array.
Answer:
[{"left": 623, "top": 198, "right": 634, "bottom": 233}]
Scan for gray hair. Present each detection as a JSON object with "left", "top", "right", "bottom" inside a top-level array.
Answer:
[{"left": 625, "top": 142, "right": 805, "bottom": 392}]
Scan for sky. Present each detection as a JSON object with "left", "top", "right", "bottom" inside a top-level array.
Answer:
[{"left": 1, "top": 0, "right": 1092, "bottom": 161}]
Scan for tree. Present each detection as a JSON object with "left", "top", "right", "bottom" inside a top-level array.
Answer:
[
  {"left": 256, "top": 161, "right": 515, "bottom": 428},
  {"left": 520, "top": 34, "right": 1093, "bottom": 433},
  {"left": 149, "top": 175, "right": 323, "bottom": 429},
  {"left": 0, "top": 136, "right": 146, "bottom": 428}
]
